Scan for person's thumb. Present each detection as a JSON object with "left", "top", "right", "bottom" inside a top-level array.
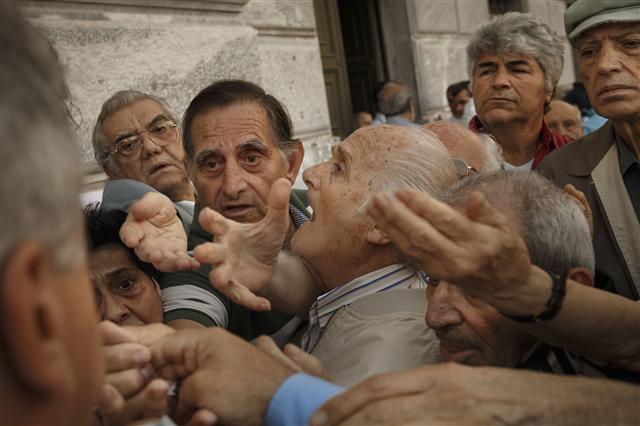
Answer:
[{"left": 264, "top": 178, "right": 292, "bottom": 231}]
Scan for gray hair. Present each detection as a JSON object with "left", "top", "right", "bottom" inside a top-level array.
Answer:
[
  {"left": 478, "top": 133, "right": 504, "bottom": 173},
  {"left": 444, "top": 171, "right": 595, "bottom": 275},
  {"left": 377, "top": 82, "right": 412, "bottom": 117},
  {"left": 92, "top": 90, "right": 177, "bottom": 173},
  {"left": 467, "top": 12, "right": 565, "bottom": 94},
  {"left": 1, "top": 7, "right": 83, "bottom": 268}
]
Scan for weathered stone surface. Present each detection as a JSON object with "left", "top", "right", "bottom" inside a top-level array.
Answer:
[
  {"left": 414, "top": 36, "right": 470, "bottom": 119},
  {"left": 411, "top": 0, "right": 458, "bottom": 34},
  {"left": 256, "top": 36, "right": 331, "bottom": 137},
  {"left": 239, "top": 0, "right": 315, "bottom": 31},
  {"left": 456, "top": 0, "right": 490, "bottom": 34},
  {"left": 31, "top": 16, "right": 259, "bottom": 170}
]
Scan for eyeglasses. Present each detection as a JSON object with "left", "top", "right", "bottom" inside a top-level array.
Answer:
[
  {"left": 452, "top": 158, "right": 479, "bottom": 177},
  {"left": 110, "top": 121, "right": 178, "bottom": 162}
]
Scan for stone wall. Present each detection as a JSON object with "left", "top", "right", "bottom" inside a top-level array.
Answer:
[{"left": 17, "top": 0, "right": 332, "bottom": 189}]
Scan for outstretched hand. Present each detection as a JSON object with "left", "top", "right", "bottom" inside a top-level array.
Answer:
[
  {"left": 120, "top": 192, "right": 200, "bottom": 272},
  {"left": 193, "top": 178, "right": 292, "bottom": 311},
  {"left": 367, "top": 188, "right": 532, "bottom": 303}
]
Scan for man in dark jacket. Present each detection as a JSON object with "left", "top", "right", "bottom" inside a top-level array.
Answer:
[{"left": 538, "top": 0, "right": 639, "bottom": 300}]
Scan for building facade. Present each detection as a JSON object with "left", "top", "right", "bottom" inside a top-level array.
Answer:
[{"left": 18, "top": 0, "right": 575, "bottom": 190}]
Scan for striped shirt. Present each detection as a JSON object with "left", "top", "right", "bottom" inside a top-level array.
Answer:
[{"left": 301, "top": 264, "right": 428, "bottom": 352}]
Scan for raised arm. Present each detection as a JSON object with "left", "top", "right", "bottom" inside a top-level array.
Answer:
[
  {"left": 367, "top": 188, "right": 640, "bottom": 371},
  {"left": 194, "top": 178, "right": 323, "bottom": 316}
]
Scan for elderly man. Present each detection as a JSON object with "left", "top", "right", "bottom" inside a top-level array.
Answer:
[
  {"left": 426, "top": 172, "right": 596, "bottom": 371},
  {"left": 86, "top": 207, "right": 163, "bottom": 325},
  {"left": 376, "top": 81, "right": 419, "bottom": 127},
  {"left": 544, "top": 99, "right": 584, "bottom": 141},
  {"left": 93, "top": 90, "right": 197, "bottom": 227},
  {"left": 538, "top": 0, "right": 639, "bottom": 300},
  {"left": 128, "top": 80, "right": 307, "bottom": 339},
  {"left": 132, "top": 171, "right": 640, "bottom": 426},
  {"left": 193, "top": 124, "right": 457, "bottom": 385},
  {"left": 0, "top": 7, "right": 103, "bottom": 424},
  {"left": 467, "top": 12, "right": 571, "bottom": 170}
]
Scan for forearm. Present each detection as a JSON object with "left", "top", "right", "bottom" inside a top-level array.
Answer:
[
  {"left": 527, "top": 373, "right": 640, "bottom": 425},
  {"left": 261, "top": 252, "right": 324, "bottom": 318},
  {"left": 490, "top": 266, "right": 640, "bottom": 370}
]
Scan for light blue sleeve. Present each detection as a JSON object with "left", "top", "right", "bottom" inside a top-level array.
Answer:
[{"left": 266, "top": 373, "right": 344, "bottom": 426}]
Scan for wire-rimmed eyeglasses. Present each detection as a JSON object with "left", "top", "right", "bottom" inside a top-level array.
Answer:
[
  {"left": 452, "top": 158, "right": 479, "bottom": 177},
  {"left": 110, "top": 121, "right": 178, "bottom": 162}
]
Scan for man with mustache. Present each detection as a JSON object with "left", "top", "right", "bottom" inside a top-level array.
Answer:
[
  {"left": 467, "top": 12, "right": 571, "bottom": 170},
  {"left": 93, "top": 91, "right": 197, "bottom": 229},
  {"left": 538, "top": 0, "right": 640, "bottom": 301}
]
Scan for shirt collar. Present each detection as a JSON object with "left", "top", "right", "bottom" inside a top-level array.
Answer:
[
  {"left": 616, "top": 132, "right": 639, "bottom": 176},
  {"left": 313, "top": 264, "right": 426, "bottom": 329},
  {"left": 288, "top": 203, "right": 309, "bottom": 229}
]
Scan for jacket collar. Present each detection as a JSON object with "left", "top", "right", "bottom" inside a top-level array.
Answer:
[{"left": 568, "top": 121, "right": 615, "bottom": 177}]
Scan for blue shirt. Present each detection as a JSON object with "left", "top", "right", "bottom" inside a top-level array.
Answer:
[{"left": 266, "top": 374, "right": 343, "bottom": 426}]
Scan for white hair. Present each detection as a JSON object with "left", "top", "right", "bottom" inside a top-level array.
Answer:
[
  {"left": 359, "top": 127, "right": 458, "bottom": 214},
  {"left": 478, "top": 133, "right": 504, "bottom": 173},
  {"left": 467, "top": 12, "right": 565, "bottom": 94},
  {"left": 1, "top": 13, "right": 83, "bottom": 268},
  {"left": 444, "top": 171, "right": 595, "bottom": 275}
]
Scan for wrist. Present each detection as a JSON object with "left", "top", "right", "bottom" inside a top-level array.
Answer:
[{"left": 491, "top": 266, "right": 553, "bottom": 317}]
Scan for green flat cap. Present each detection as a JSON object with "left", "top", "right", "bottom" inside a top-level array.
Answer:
[{"left": 565, "top": 0, "right": 640, "bottom": 47}]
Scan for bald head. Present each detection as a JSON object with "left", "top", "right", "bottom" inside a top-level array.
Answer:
[
  {"left": 377, "top": 82, "right": 415, "bottom": 121},
  {"left": 545, "top": 100, "right": 583, "bottom": 141},
  {"left": 425, "top": 122, "right": 494, "bottom": 173}
]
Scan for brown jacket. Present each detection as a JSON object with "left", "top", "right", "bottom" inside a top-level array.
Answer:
[{"left": 538, "top": 121, "right": 638, "bottom": 300}]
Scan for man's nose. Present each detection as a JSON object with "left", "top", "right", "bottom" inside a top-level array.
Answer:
[
  {"left": 302, "top": 162, "right": 325, "bottom": 190},
  {"left": 103, "top": 295, "right": 131, "bottom": 325},
  {"left": 491, "top": 67, "right": 512, "bottom": 90},
  {"left": 425, "top": 282, "right": 464, "bottom": 330},
  {"left": 596, "top": 42, "right": 623, "bottom": 75},
  {"left": 141, "top": 134, "right": 162, "bottom": 159},
  {"left": 222, "top": 160, "right": 248, "bottom": 198}
]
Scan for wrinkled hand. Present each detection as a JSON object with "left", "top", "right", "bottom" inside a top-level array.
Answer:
[
  {"left": 97, "top": 322, "right": 172, "bottom": 425},
  {"left": 563, "top": 184, "right": 593, "bottom": 238},
  {"left": 311, "top": 363, "right": 624, "bottom": 426},
  {"left": 120, "top": 192, "right": 200, "bottom": 272},
  {"left": 254, "top": 336, "right": 330, "bottom": 381},
  {"left": 150, "top": 328, "right": 294, "bottom": 426},
  {"left": 367, "top": 189, "right": 531, "bottom": 303},
  {"left": 193, "top": 178, "right": 292, "bottom": 311}
]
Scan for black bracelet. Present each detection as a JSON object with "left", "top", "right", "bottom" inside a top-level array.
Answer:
[{"left": 503, "top": 270, "right": 568, "bottom": 323}]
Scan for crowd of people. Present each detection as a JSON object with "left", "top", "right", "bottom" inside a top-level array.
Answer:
[{"left": 1, "top": 0, "right": 639, "bottom": 425}]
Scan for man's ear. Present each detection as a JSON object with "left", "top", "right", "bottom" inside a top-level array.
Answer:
[
  {"left": 567, "top": 267, "right": 594, "bottom": 288},
  {"left": 285, "top": 141, "right": 305, "bottom": 185},
  {"left": 365, "top": 222, "right": 392, "bottom": 246},
  {"left": 0, "top": 242, "right": 72, "bottom": 394}
]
